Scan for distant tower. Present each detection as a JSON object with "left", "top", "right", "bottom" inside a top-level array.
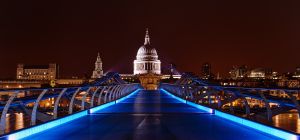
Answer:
[
  {"left": 201, "top": 63, "right": 213, "bottom": 79},
  {"left": 91, "top": 53, "right": 104, "bottom": 79}
]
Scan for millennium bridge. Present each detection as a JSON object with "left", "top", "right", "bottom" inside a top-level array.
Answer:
[{"left": 0, "top": 72, "right": 299, "bottom": 140}]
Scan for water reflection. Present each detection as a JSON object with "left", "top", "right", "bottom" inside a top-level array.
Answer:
[
  {"left": 272, "top": 110, "right": 300, "bottom": 133},
  {"left": 15, "top": 113, "right": 24, "bottom": 130},
  {"left": 5, "top": 114, "right": 10, "bottom": 133},
  {"left": 5, "top": 113, "right": 26, "bottom": 133},
  {"left": 3, "top": 98, "right": 70, "bottom": 133}
]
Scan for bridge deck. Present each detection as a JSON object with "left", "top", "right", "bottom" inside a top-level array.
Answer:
[{"left": 22, "top": 90, "right": 280, "bottom": 140}]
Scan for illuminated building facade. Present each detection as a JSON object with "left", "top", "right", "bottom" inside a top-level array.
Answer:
[
  {"left": 133, "top": 29, "right": 161, "bottom": 75},
  {"left": 229, "top": 65, "right": 248, "bottom": 79},
  {"left": 0, "top": 80, "right": 41, "bottom": 89},
  {"left": 16, "top": 64, "right": 58, "bottom": 80},
  {"left": 248, "top": 68, "right": 266, "bottom": 79},
  {"left": 293, "top": 67, "right": 300, "bottom": 78},
  {"left": 91, "top": 53, "right": 104, "bottom": 79}
]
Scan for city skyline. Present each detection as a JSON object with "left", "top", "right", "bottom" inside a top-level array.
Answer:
[
  {"left": 0, "top": 1, "right": 299, "bottom": 139},
  {"left": 0, "top": 0, "right": 300, "bottom": 79}
]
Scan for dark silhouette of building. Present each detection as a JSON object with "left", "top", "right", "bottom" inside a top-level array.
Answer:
[
  {"left": 229, "top": 65, "right": 248, "bottom": 79},
  {"left": 201, "top": 63, "right": 213, "bottom": 79}
]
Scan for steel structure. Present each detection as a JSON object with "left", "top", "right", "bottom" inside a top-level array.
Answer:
[
  {"left": 161, "top": 73, "right": 300, "bottom": 122},
  {"left": 0, "top": 72, "right": 140, "bottom": 134}
]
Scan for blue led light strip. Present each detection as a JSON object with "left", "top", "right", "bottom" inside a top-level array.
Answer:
[
  {"left": 8, "top": 111, "right": 88, "bottom": 140},
  {"left": 89, "top": 89, "right": 140, "bottom": 113},
  {"left": 215, "top": 110, "right": 299, "bottom": 140},
  {"left": 160, "top": 89, "right": 213, "bottom": 113},
  {"left": 161, "top": 88, "right": 299, "bottom": 140},
  {"left": 88, "top": 101, "right": 115, "bottom": 114},
  {"left": 115, "top": 89, "right": 140, "bottom": 104},
  {"left": 2, "top": 89, "right": 140, "bottom": 140}
]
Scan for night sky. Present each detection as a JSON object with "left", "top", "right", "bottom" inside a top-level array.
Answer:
[{"left": 0, "top": 0, "right": 299, "bottom": 79}]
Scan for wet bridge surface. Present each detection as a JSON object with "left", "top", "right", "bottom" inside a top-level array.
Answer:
[{"left": 23, "top": 90, "right": 280, "bottom": 140}]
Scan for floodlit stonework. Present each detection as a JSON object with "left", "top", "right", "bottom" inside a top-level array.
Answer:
[{"left": 133, "top": 29, "right": 161, "bottom": 75}]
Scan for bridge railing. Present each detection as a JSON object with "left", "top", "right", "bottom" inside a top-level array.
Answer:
[
  {"left": 169, "top": 72, "right": 300, "bottom": 122},
  {"left": 0, "top": 83, "right": 141, "bottom": 135},
  {"left": 160, "top": 83, "right": 300, "bottom": 122},
  {"left": 160, "top": 83, "right": 300, "bottom": 139}
]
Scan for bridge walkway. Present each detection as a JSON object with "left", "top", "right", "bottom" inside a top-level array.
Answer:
[{"left": 22, "top": 90, "right": 280, "bottom": 140}]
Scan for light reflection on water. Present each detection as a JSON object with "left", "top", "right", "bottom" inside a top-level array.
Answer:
[
  {"left": 15, "top": 113, "right": 24, "bottom": 130},
  {"left": 273, "top": 111, "right": 300, "bottom": 133},
  {"left": 3, "top": 98, "right": 75, "bottom": 133},
  {"left": 5, "top": 114, "right": 10, "bottom": 133},
  {"left": 5, "top": 113, "right": 26, "bottom": 133}
]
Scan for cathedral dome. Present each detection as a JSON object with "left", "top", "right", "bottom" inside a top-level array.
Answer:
[
  {"left": 137, "top": 46, "right": 158, "bottom": 57},
  {"left": 137, "top": 46, "right": 147, "bottom": 56},
  {"left": 133, "top": 29, "right": 161, "bottom": 75},
  {"left": 136, "top": 30, "right": 158, "bottom": 61},
  {"left": 151, "top": 48, "right": 157, "bottom": 55}
]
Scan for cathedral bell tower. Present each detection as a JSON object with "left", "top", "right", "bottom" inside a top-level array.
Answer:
[{"left": 91, "top": 53, "right": 104, "bottom": 79}]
